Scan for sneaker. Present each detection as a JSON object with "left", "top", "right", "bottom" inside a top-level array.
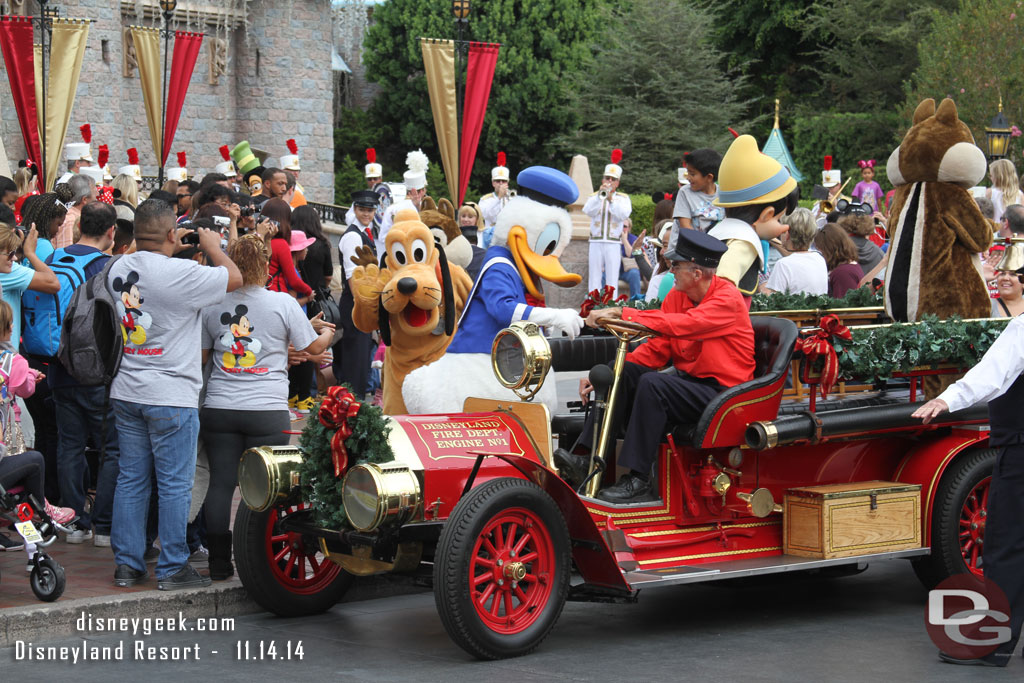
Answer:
[
  {"left": 113, "top": 564, "right": 148, "bottom": 587},
  {"left": 188, "top": 545, "right": 209, "bottom": 564},
  {"left": 0, "top": 532, "right": 24, "bottom": 551},
  {"left": 93, "top": 533, "right": 111, "bottom": 548},
  {"left": 294, "top": 396, "right": 316, "bottom": 415},
  {"left": 64, "top": 521, "right": 93, "bottom": 544},
  {"left": 288, "top": 395, "right": 298, "bottom": 409},
  {"left": 44, "top": 499, "right": 77, "bottom": 526},
  {"left": 158, "top": 565, "right": 212, "bottom": 591},
  {"left": 144, "top": 546, "right": 160, "bottom": 562}
]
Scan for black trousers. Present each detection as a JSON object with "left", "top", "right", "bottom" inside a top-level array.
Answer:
[
  {"left": 985, "top": 444, "right": 1024, "bottom": 656},
  {"left": 577, "top": 361, "right": 722, "bottom": 477}
]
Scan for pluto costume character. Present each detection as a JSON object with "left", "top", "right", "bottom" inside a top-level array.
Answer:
[
  {"left": 349, "top": 209, "right": 474, "bottom": 415},
  {"left": 402, "top": 167, "right": 584, "bottom": 415},
  {"left": 884, "top": 97, "right": 992, "bottom": 324}
]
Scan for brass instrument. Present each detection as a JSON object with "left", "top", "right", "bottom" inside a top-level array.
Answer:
[
  {"left": 820, "top": 177, "right": 853, "bottom": 214},
  {"left": 509, "top": 189, "right": 517, "bottom": 198}
]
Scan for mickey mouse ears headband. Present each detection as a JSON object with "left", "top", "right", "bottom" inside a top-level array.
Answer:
[{"left": 858, "top": 159, "right": 876, "bottom": 169}]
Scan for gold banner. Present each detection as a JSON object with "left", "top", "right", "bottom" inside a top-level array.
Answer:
[
  {"left": 130, "top": 26, "right": 163, "bottom": 172},
  {"left": 420, "top": 39, "right": 458, "bottom": 201},
  {"left": 44, "top": 19, "right": 90, "bottom": 190}
]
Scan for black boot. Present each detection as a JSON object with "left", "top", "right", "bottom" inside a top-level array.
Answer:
[{"left": 207, "top": 532, "right": 234, "bottom": 580}]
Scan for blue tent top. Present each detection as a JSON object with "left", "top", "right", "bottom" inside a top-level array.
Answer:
[{"left": 761, "top": 100, "right": 803, "bottom": 182}]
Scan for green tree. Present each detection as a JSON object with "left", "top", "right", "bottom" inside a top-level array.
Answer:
[
  {"left": 907, "top": 0, "right": 1024, "bottom": 165},
  {"left": 363, "top": 0, "right": 599, "bottom": 203},
  {"left": 558, "top": 0, "right": 749, "bottom": 194},
  {"left": 334, "top": 107, "right": 386, "bottom": 205}
]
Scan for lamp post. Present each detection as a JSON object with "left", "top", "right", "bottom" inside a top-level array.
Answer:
[
  {"left": 157, "top": 0, "right": 177, "bottom": 186},
  {"left": 452, "top": 0, "right": 470, "bottom": 198},
  {"left": 985, "top": 96, "right": 1012, "bottom": 162}
]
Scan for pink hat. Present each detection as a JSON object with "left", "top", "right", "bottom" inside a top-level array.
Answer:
[{"left": 289, "top": 230, "right": 316, "bottom": 251}]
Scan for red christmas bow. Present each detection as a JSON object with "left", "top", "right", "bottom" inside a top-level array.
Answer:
[
  {"left": 798, "top": 314, "right": 852, "bottom": 399},
  {"left": 858, "top": 159, "right": 876, "bottom": 169},
  {"left": 579, "top": 285, "right": 628, "bottom": 317},
  {"left": 318, "top": 386, "right": 362, "bottom": 477}
]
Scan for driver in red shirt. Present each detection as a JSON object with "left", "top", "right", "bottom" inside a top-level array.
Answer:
[{"left": 556, "top": 227, "right": 754, "bottom": 503}]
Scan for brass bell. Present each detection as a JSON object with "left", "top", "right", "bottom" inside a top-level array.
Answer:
[{"left": 996, "top": 243, "right": 1024, "bottom": 273}]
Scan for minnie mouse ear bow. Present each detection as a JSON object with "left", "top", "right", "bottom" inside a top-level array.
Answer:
[{"left": 858, "top": 159, "right": 876, "bottom": 169}]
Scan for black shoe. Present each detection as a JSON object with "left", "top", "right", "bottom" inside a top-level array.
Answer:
[
  {"left": 158, "top": 565, "right": 212, "bottom": 591},
  {"left": 596, "top": 473, "right": 657, "bottom": 504},
  {"left": 553, "top": 448, "right": 592, "bottom": 486},
  {"left": 206, "top": 532, "right": 234, "bottom": 581},
  {"left": 113, "top": 564, "right": 148, "bottom": 587},
  {"left": 0, "top": 532, "right": 24, "bottom": 551},
  {"left": 938, "top": 651, "right": 1010, "bottom": 667}
]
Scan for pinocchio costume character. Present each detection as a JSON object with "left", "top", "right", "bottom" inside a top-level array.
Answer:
[{"left": 708, "top": 134, "right": 799, "bottom": 302}]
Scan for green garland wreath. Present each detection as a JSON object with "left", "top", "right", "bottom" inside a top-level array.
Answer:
[
  {"left": 296, "top": 395, "right": 395, "bottom": 529},
  {"left": 750, "top": 286, "right": 882, "bottom": 312}
]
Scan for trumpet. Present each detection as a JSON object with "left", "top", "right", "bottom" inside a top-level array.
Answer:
[
  {"left": 509, "top": 189, "right": 517, "bottom": 197},
  {"left": 821, "top": 178, "right": 852, "bottom": 214},
  {"left": 599, "top": 189, "right": 609, "bottom": 199}
]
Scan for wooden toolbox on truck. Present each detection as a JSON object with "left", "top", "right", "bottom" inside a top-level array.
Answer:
[{"left": 783, "top": 481, "right": 922, "bottom": 559}]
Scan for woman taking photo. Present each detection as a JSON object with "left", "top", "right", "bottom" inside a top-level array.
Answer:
[
  {"left": 200, "top": 234, "right": 334, "bottom": 580},
  {"left": 261, "top": 198, "right": 313, "bottom": 305}
]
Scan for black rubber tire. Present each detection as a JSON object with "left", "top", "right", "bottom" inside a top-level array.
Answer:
[
  {"left": 30, "top": 556, "right": 66, "bottom": 602},
  {"left": 911, "top": 447, "right": 996, "bottom": 589},
  {"left": 434, "top": 477, "right": 571, "bottom": 660},
  {"left": 234, "top": 502, "right": 354, "bottom": 617}
]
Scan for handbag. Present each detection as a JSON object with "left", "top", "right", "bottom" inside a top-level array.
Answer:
[
  {"left": 307, "top": 286, "right": 343, "bottom": 345},
  {"left": 0, "top": 351, "right": 26, "bottom": 456}
]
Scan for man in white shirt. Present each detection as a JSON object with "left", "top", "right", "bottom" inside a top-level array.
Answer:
[
  {"left": 583, "top": 153, "right": 632, "bottom": 297},
  {"left": 344, "top": 147, "right": 384, "bottom": 226},
  {"left": 478, "top": 152, "right": 512, "bottom": 249}
]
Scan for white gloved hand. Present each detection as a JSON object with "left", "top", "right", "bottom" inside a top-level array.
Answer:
[{"left": 527, "top": 307, "right": 584, "bottom": 340}]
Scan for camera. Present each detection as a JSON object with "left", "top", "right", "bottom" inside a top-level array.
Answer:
[
  {"left": 240, "top": 205, "right": 257, "bottom": 217},
  {"left": 180, "top": 230, "right": 200, "bottom": 246},
  {"left": 212, "top": 215, "right": 231, "bottom": 228}
]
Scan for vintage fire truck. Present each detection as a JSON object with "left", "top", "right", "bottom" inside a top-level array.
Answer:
[{"left": 232, "top": 315, "right": 995, "bottom": 660}]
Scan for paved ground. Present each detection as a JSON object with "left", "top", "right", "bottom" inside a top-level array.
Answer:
[{"left": 1, "top": 560, "right": 1018, "bottom": 680}]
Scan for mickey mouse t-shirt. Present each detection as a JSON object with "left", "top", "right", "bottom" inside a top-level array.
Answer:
[
  {"left": 200, "top": 286, "right": 317, "bottom": 411},
  {"left": 109, "top": 251, "right": 229, "bottom": 408}
]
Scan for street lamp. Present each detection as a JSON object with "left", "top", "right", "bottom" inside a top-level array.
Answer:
[
  {"left": 157, "top": 0, "right": 177, "bottom": 185},
  {"left": 985, "top": 96, "right": 1012, "bottom": 161},
  {"left": 452, "top": 0, "right": 470, "bottom": 198}
]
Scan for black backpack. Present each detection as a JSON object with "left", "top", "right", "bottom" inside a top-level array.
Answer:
[{"left": 57, "top": 255, "right": 123, "bottom": 387}]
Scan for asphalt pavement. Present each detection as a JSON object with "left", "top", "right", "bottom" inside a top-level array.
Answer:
[{"left": 2, "top": 559, "right": 1018, "bottom": 681}]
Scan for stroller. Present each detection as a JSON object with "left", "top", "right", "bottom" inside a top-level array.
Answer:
[{"left": 0, "top": 481, "right": 67, "bottom": 601}]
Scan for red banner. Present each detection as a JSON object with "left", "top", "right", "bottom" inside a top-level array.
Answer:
[
  {"left": 458, "top": 42, "right": 500, "bottom": 205},
  {"left": 161, "top": 31, "right": 203, "bottom": 165},
  {"left": 0, "top": 16, "right": 40, "bottom": 165}
]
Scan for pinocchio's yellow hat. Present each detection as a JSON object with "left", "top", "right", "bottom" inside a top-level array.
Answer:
[{"left": 713, "top": 134, "right": 797, "bottom": 207}]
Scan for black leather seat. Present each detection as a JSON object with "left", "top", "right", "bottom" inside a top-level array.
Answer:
[{"left": 547, "top": 334, "right": 639, "bottom": 373}]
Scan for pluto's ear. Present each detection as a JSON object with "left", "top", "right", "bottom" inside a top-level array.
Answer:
[
  {"left": 421, "top": 196, "right": 437, "bottom": 212},
  {"left": 439, "top": 198, "right": 456, "bottom": 221},
  {"left": 435, "top": 240, "right": 455, "bottom": 336},
  {"left": 378, "top": 294, "right": 391, "bottom": 346}
]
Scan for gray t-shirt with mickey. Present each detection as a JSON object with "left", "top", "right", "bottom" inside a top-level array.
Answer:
[
  {"left": 109, "top": 251, "right": 228, "bottom": 409},
  {"left": 201, "top": 286, "right": 318, "bottom": 411}
]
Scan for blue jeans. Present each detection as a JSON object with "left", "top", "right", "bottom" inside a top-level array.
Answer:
[
  {"left": 622, "top": 268, "right": 643, "bottom": 299},
  {"left": 111, "top": 400, "right": 198, "bottom": 579},
  {"left": 54, "top": 385, "right": 120, "bottom": 532}
]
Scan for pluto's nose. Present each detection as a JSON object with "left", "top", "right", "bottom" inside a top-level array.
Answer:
[{"left": 397, "top": 277, "right": 418, "bottom": 295}]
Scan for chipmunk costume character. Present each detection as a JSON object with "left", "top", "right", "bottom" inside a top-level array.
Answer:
[
  {"left": 349, "top": 209, "right": 473, "bottom": 415},
  {"left": 402, "top": 167, "right": 584, "bottom": 415},
  {"left": 885, "top": 98, "right": 992, "bottom": 323}
]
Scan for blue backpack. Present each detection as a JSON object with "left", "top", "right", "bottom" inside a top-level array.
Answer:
[{"left": 22, "top": 249, "right": 106, "bottom": 358}]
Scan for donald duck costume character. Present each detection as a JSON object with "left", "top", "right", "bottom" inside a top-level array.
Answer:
[{"left": 402, "top": 167, "right": 585, "bottom": 414}]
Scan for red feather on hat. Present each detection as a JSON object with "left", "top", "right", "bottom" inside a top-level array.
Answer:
[
  {"left": 610, "top": 148, "right": 622, "bottom": 164},
  {"left": 823, "top": 155, "right": 833, "bottom": 171},
  {"left": 497, "top": 151, "right": 506, "bottom": 167},
  {"left": 366, "top": 147, "right": 376, "bottom": 163},
  {"left": 177, "top": 151, "right": 187, "bottom": 167},
  {"left": 80, "top": 124, "right": 91, "bottom": 143},
  {"left": 219, "top": 145, "right": 231, "bottom": 161},
  {"left": 286, "top": 139, "right": 298, "bottom": 155},
  {"left": 127, "top": 148, "right": 139, "bottom": 165},
  {"left": 97, "top": 145, "right": 109, "bottom": 169},
  {"left": 728, "top": 127, "right": 740, "bottom": 138}
]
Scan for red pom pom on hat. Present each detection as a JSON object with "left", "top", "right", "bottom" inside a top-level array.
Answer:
[
  {"left": 97, "top": 144, "right": 109, "bottom": 169},
  {"left": 823, "top": 155, "right": 833, "bottom": 171},
  {"left": 177, "top": 151, "right": 187, "bottom": 167},
  {"left": 497, "top": 151, "right": 506, "bottom": 167},
  {"left": 286, "top": 138, "right": 298, "bottom": 155},
  {"left": 127, "top": 148, "right": 139, "bottom": 165},
  {"left": 219, "top": 144, "right": 231, "bottom": 161},
  {"left": 79, "top": 124, "right": 91, "bottom": 143},
  {"left": 366, "top": 147, "right": 376, "bottom": 163},
  {"left": 610, "top": 148, "right": 622, "bottom": 164}
]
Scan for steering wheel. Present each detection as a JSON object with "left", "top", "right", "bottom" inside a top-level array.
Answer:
[{"left": 597, "top": 316, "right": 659, "bottom": 342}]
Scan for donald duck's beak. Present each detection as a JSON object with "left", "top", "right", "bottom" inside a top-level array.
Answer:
[{"left": 507, "top": 225, "right": 582, "bottom": 300}]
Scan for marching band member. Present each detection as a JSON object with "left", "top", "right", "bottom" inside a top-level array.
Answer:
[
  {"left": 478, "top": 152, "right": 512, "bottom": 249},
  {"left": 583, "top": 149, "right": 632, "bottom": 298},
  {"left": 345, "top": 147, "right": 383, "bottom": 227}
]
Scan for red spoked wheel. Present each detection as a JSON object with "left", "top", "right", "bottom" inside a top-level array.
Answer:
[
  {"left": 469, "top": 507, "right": 556, "bottom": 635},
  {"left": 958, "top": 476, "right": 990, "bottom": 577},
  {"left": 235, "top": 500, "right": 353, "bottom": 616},
  {"left": 435, "top": 478, "right": 570, "bottom": 660},
  {"left": 912, "top": 448, "right": 996, "bottom": 589}
]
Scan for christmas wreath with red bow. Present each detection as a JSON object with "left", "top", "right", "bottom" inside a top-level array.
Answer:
[{"left": 297, "top": 386, "right": 394, "bottom": 528}]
